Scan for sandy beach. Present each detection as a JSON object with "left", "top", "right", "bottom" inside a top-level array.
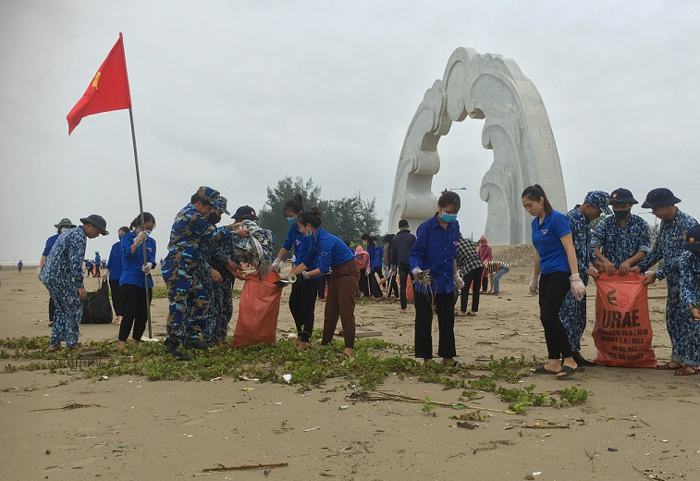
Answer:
[{"left": 1, "top": 258, "right": 698, "bottom": 481}]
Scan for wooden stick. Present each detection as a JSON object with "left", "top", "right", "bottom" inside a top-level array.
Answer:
[
  {"left": 30, "top": 403, "right": 105, "bottom": 412},
  {"left": 202, "top": 462, "right": 288, "bottom": 472}
]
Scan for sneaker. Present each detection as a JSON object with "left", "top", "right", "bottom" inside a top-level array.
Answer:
[
  {"left": 165, "top": 343, "right": 189, "bottom": 361},
  {"left": 572, "top": 352, "right": 596, "bottom": 367},
  {"left": 183, "top": 337, "right": 209, "bottom": 350}
]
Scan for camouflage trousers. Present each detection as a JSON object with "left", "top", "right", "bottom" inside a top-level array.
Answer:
[
  {"left": 666, "top": 278, "right": 700, "bottom": 365},
  {"left": 203, "top": 278, "right": 234, "bottom": 343},
  {"left": 45, "top": 282, "right": 82, "bottom": 348},
  {"left": 559, "top": 273, "right": 588, "bottom": 353},
  {"left": 163, "top": 267, "right": 210, "bottom": 345}
]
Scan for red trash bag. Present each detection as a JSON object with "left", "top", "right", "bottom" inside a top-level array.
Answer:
[
  {"left": 592, "top": 272, "right": 657, "bottom": 367},
  {"left": 231, "top": 271, "right": 282, "bottom": 348}
]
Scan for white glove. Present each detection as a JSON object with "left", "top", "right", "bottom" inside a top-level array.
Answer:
[
  {"left": 271, "top": 258, "right": 282, "bottom": 272},
  {"left": 569, "top": 274, "right": 586, "bottom": 301},
  {"left": 529, "top": 272, "right": 539, "bottom": 297},
  {"left": 135, "top": 231, "right": 148, "bottom": 245},
  {"left": 412, "top": 267, "right": 423, "bottom": 276},
  {"left": 141, "top": 262, "right": 153, "bottom": 274},
  {"left": 454, "top": 273, "right": 465, "bottom": 290},
  {"left": 302, "top": 271, "right": 310, "bottom": 280}
]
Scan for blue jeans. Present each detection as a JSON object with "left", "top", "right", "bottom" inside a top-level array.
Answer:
[{"left": 492, "top": 266, "right": 510, "bottom": 293}]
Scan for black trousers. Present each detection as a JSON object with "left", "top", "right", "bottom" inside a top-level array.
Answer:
[
  {"left": 539, "top": 271, "right": 574, "bottom": 359},
  {"left": 369, "top": 267, "right": 383, "bottom": 298},
  {"left": 119, "top": 284, "right": 148, "bottom": 342},
  {"left": 398, "top": 263, "right": 414, "bottom": 310},
  {"left": 49, "top": 297, "right": 56, "bottom": 322},
  {"left": 289, "top": 277, "right": 320, "bottom": 342},
  {"left": 386, "top": 271, "right": 399, "bottom": 298},
  {"left": 460, "top": 267, "right": 483, "bottom": 312},
  {"left": 109, "top": 279, "right": 123, "bottom": 316},
  {"left": 414, "top": 290, "right": 457, "bottom": 360},
  {"left": 317, "top": 274, "right": 330, "bottom": 299}
]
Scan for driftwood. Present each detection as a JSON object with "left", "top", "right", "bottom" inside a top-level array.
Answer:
[
  {"left": 30, "top": 403, "right": 105, "bottom": 412},
  {"left": 349, "top": 390, "right": 516, "bottom": 414},
  {"left": 202, "top": 462, "right": 288, "bottom": 472}
]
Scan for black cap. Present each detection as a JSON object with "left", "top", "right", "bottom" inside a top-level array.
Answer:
[
  {"left": 232, "top": 205, "right": 259, "bottom": 220},
  {"left": 682, "top": 225, "right": 700, "bottom": 252},
  {"left": 641, "top": 188, "right": 681, "bottom": 209},
  {"left": 79, "top": 214, "right": 109, "bottom": 236},
  {"left": 609, "top": 188, "right": 637, "bottom": 205}
]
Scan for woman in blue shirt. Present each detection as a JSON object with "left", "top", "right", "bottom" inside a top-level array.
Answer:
[
  {"left": 288, "top": 207, "right": 359, "bottom": 357},
  {"left": 522, "top": 185, "right": 586, "bottom": 379},
  {"left": 410, "top": 191, "right": 466, "bottom": 366},
  {"left": 361, "top": 234, "right": 383, "bottom": 298},
  {"left": 270, "top": 195, "right": 319, "bottom": 350},
  {"left": 104, "top": 226, "right": 130, "bottom": 326},
  {"left": 118, "top": 213, "right": 157, "bottom": 349}
]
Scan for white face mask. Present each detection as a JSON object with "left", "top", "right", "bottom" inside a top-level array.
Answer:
[{"left": 59, "top": 226, "right": 70, "bottom": 233}]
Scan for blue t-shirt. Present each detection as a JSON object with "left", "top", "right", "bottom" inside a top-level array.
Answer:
[
  {"left": 302, "top": 228, "right": 355, "bottom": 274},
  {"left": 409, "top": 214, "right": 461, "bottom": 294},
  {"left": 120, "top": 231, "right": 156, "bottom": 288},
  {"left": 42, "top": 233, "right": 60, "bottom": 257},
  {"left": 532, "top": 211, "right": 572, "bottom": 275},
  {"left": 106, "top": 241, "right": 123, "bottom": 280}
]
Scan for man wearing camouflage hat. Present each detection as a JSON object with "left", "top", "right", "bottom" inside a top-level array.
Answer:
[
  {"left": 559, "top": 191, "right": 611, "bottom": 366},
  {"left": 38, "top": 218, "right": 77, "bottom": 327},
  {"left": 633, "top": 188, "right": 699, "bottom": 374},
  {"left": 161, "top": 187, "right": 241, "bottom": 360}
]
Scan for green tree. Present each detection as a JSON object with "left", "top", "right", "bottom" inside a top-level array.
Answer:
[{"left": 259, "top": 177, "right": 381, "bottom": 256}]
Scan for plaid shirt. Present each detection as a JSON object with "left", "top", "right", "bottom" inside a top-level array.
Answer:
[
  {"left": 485, "top": 260, "right": 509, "bottom": 274},
  {"left": 457, "top": 238, "right": 482, "bottom": 274}
]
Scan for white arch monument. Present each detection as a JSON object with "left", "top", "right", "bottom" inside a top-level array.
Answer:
[{"left": 389, "top": 47, "right": 567, "bottom": 245}]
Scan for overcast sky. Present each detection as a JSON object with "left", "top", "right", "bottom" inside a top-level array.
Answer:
[{"left": 1, "top": 0, "right": 699, "bottom": 264}]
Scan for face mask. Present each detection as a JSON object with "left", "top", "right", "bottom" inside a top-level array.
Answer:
[
  {"left": 287, "top": 217, "right": 297, "bottom": 225},
  {"left": 59, "top": 226, "right": 70, "bottom": 233},
  {"left": 441, "top": 212, "right": 458, "bottom": 223},
  {"left": 208, "top": 212, "right": 221, "bottom": 224},
  {"left": 305, "top": 229, "right": 313, "bottom": 238},
  {"left": 694, "top": 251, "right": 700, "bottom": 259},
  {"left": 614, "top": 209, "right": 631, "bottom": 220}
]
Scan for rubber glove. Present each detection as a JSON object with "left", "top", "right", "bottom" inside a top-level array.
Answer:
[
  {"left": 569, "top": 274, "right": 586, "bottom": 301},
  {"left": 412, "top": 267, "right": 423, "bottom": 276},
  {"left": 454, "top": 274, "right": 465, "bottom": 290},
  {"left": 270, "top": 258, "right": 282, "bottom": 272},
  {"left": 135, "top": 231, "right": 148, "bottom": 246},
  {"left": 141, "top": 262, "right": 153, "bottom": 274},
  {"left": 529, "top": 272, "right": 539, "bottom": 297}
]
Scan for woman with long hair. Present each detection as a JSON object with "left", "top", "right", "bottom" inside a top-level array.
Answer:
[
  {"left": 118, "top": 213, "right": 156, "bottom": 349},
  {"left": 522, "top": 185, "right": 585, "bottom": 379},
  {"left": 270, "top": 195, "right": 319, "bottom": 349},
  {"left": 287, "top": 207, "right": 359, "bottom": 357},
  {"left": 410, "top": 191, "right": 466, "bottom": 366}
]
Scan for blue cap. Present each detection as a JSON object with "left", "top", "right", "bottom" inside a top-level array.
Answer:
[
  {"left": 683, "top": 225, "right": 700, "bottom": 252},
  {"left": 641, "top": 188, "right": 681, "bottom": 209},
  {"left": 583, "top": 190, "right": 612, "bottom": 215},
  {"left": 232, "top": 205, "right": 259, "bottom": 221},
  {"left": 216, "top": 196, "right": 231, "bottom": 215},
  {"left": 609, "top": 188, "right": 638, "bottom": 205}
]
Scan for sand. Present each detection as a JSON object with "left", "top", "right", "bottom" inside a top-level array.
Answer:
[{"left": 1, "top": 266, "right": 698, "bottom": 481}]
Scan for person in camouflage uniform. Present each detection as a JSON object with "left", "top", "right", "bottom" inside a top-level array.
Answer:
[
  {"left": 558, "top": 191, "right": 610, "bottom": 366},
  {"left": 198, "top": 197, "right": 244, "bottom": 345},
  {"left": 679, "top": 225, "right": 700, "bottom": 373},
  {"left": 40, "top": 215, "right": 108, "bottom": 351},
  {"left": 591, "top": 188, "right": 651, "bottom": 275},
  {"left": 634, "top": 188, "right": 699, "bottom": 375},
  {"left": 162, "top": 187, "right": 240, "bottom": 360}
]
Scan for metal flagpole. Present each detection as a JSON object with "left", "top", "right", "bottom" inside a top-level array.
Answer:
[
  {"left": 121, "top": 33, "right": 153, "bottom": 339},
  {"left": 128, "top": 106, "right": 153, "bottom": 338}
]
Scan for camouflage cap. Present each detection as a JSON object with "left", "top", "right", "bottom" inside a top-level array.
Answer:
[
  {"left": 583, "top": 190, "right": 612, "bottom": 215},
  {"left": 216, "top": 196, "right": 231, "bottom": 216},
  {"left": 195, "top": 186, "right": 220, "bottom": 207}
]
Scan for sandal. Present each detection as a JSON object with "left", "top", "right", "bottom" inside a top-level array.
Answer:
[
  {"left": 444, "top": 359, "right": 467, "bottom": 369},
  {"left": 556, "top": 365, "right": 578, "bottom": 380},
  {"left": 674, "top": 365, "right": 700, "bottom": 376},
  {"left": 47, "top": 346, "right": 62, "bottom": 353},
  {"left": 656, "top": 361, "right": 684, "bottom": 371},
  {"left": 466, "top": 312, "right": 477, "bottom": 317},
  {"left": 531, "top": 365, "right": 558, "bottom": 375},
  {"left": 454, "top": 311, "right": 467, "bottom": 317}
]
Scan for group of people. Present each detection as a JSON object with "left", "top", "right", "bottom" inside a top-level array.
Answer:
[{"left": 35, "top": 184, "right": 700, "bottom": 374}]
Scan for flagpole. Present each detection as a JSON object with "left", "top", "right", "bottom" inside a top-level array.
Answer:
[{"left": 121, "top": 33, "right": 153, "bottom": 339}]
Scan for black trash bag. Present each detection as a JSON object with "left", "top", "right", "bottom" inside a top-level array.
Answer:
[{"left": 82, "top": 281, "right": 113, "bottom": 324}]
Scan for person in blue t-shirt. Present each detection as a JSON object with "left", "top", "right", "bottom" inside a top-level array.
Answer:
[
  {"left": 103, "top": 226, "right": 130, "bottom": 326},
  {"left": 118, "top": 213, "right": 157, "bottom": 349},
  {"left": 522, "top": 184, "right": 586, "bottom": 379},
  {"left": 361, "top": 234, "right": 383, "bottom": 298},
  {"left": 270, "top": 194, "right": 320, "bottom": 349},
  {"left": 409, "top": 191, "right": 466, "bottom": 367},
  {"left": 287, "top": 207, "right": 359, "bottom": 357}
]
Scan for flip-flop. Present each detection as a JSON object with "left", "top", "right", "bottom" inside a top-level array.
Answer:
[
  {"left": 656, "top": 362, "right": 684, "bottom": 371},
  {"left": 454, "top": 311, "right": 467, "bottom": 317},
  {"left": 531, "top": 365, "right": 558, "bottom": 375},
  {"left": 466, "top": 312, "right": 477, "bottom": 316},
  {"left": 674, "top": 365, "right": 700, "bottom": 376},
  {"left": 445, "top": 360, "right": 467, "bottom": 369},
  {"left": 556, "top": 365, "right": 578, "bottom": 380}
]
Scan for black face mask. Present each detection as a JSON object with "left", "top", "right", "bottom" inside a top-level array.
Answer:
[
  {"left": 694, "top": 250, "right": 700, "bottom": 259},
  {"left": 208, "top": 212, "right": 221, "bottom": 225}
]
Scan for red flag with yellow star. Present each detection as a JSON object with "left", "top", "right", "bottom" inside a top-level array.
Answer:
[{"left": 66, "top": 33, "right": 131, "bottom": 134}]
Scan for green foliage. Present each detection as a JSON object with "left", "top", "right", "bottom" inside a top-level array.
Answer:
[
  {"left": 496, "top": 384, "right": 556, "bottom": 414},
  {"left": 258, "top": 176, "right": 382, "bottom": 254},
  {"left": 449, "top": 411, "right": 485, "bottom": 422},
  {"left": 422, "top": 396, "right": 437, "bottom": 416},
  {"left": 557, "top": 386, "right": 589, "bottom": 406},
  {"left": 151, "top": 286, "right": 168, "bottom": 299}
]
